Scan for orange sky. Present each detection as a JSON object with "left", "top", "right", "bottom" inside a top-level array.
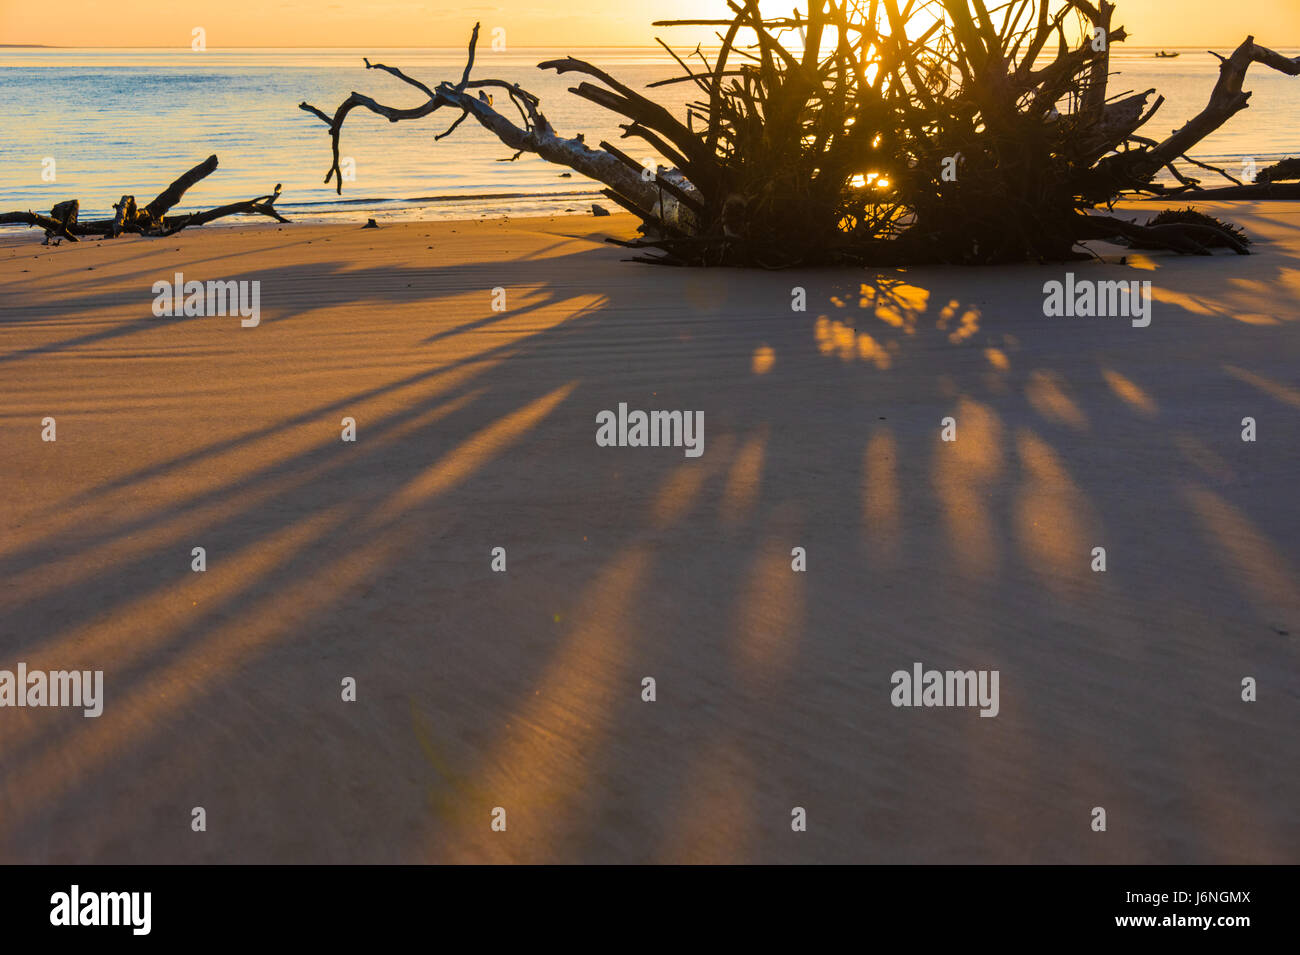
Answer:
[{"left": 2, "top": 0, "right": 1298, "bottom": 48}]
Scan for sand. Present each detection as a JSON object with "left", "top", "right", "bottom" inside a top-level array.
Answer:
[{"left": 0, "top": 207, "right": 1296, "bottom": 863}]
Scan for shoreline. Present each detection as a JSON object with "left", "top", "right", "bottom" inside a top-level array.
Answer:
[{"left": 4, "top": 190, "right": 1295, "bottom": 237}]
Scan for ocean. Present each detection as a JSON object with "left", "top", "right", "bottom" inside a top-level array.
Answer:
[{"left": 2, "top": 44, "right": 1297, "bottom": 225}]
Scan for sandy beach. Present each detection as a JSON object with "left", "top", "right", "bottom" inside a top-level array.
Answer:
[{"left": 0, "top": 206, "right": 1296, "bottom": 863}]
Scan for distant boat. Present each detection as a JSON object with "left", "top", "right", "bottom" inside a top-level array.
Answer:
[{"left": 1154, "top": 51, "right": 1180, "bottom": 58}]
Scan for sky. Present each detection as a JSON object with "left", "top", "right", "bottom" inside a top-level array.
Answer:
[{"left": 2, "top": 0, "right": 1299, "bottom": 49}]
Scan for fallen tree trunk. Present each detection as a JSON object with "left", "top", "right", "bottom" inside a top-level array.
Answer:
[
  {"left": 299, "top": 3, "right": 1300, "bottom": 265},
  {"left": 0, "top": 155, "right": 288, "bottom": 243}
]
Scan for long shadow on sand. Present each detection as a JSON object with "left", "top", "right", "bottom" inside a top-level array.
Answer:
[{"left": 1, "top": 224, "right": 1297, "bottom": 863}]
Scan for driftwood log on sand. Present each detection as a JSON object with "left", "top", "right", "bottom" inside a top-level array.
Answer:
[
  {"left": 0, "top": 155, "right": 287, "bottom": 243},
  {"left": 300, "top": 2, "right": 1300, "bottom": 266}
]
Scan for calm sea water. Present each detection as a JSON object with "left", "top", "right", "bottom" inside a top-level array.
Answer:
[{"left": 1, "top": 45, "right": 1297, "bottom": 225}]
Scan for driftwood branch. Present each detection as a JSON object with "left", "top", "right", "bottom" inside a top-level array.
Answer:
[
  {"left": 1153, "top": 182, "right": 1300, "bottom": 200},
  {"left": 1096, "top": 36, "right": 1300, "bottom": 191},
  {"left": 142, "top": 154, "right": 219, "bottom": 222},
  {"left": 0, "top": 156, "right": 288, "bottom": 242},
  {"left": 299, "top": 21, "right": 701, "bottom": 233},
  {"left": 1080, "top": 213, "right": 1251, "bottom": 255},
  {"left": 0, "top": 210, "right": 81, "bottom": 242}
]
